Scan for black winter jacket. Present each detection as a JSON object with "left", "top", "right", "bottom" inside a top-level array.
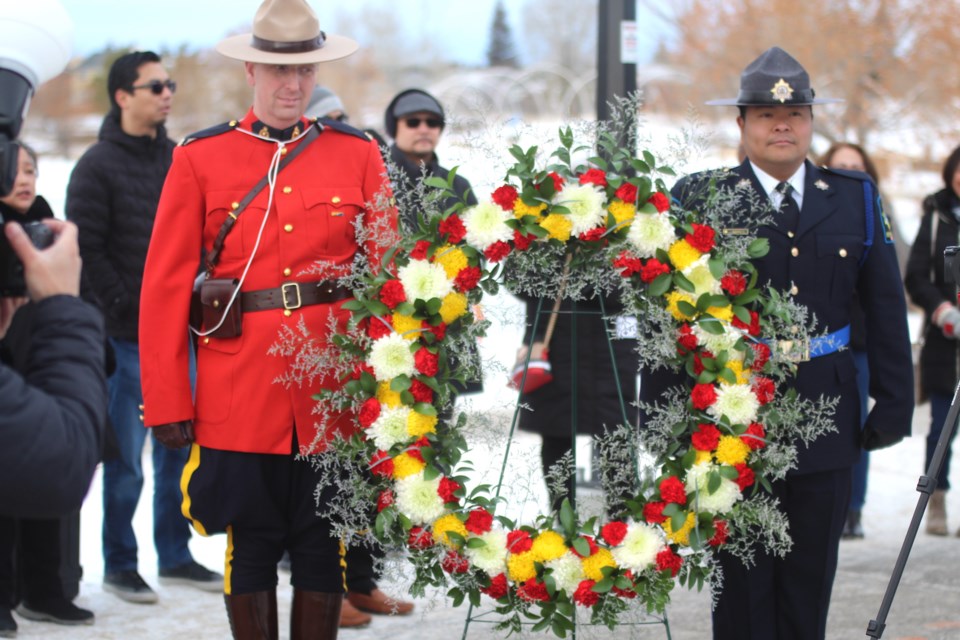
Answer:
[
  {"left": 388, "top": 144, "right": 477, "bottom": 232},
  {"left": 66, "top": 115, "right": 175, "bottom": 341},
  {"left": 905, "top": 188, "right": 960, "bottom": 397},
  {"left": 0, "top": 295, "right": 106, "bottom": 517}
]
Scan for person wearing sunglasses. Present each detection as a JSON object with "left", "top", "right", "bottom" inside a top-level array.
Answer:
[{"left": 65, "top": 50, "right": 222, "bottom": 607}]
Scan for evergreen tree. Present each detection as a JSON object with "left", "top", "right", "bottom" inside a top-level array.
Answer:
[{"left": 486, "top": 1, "right": 519, "bottom": 68}]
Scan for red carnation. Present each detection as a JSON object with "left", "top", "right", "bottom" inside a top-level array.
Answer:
[
  {"left": 438, "top": 215, "right": 467, "bottom": 243},
  {"left": 685, "top": 223, "right": 716, "bottom": 253},
  {"left": 732, "top": 309, "right": 761, "bottom": 337},
  {"left": 750, "top": 342, "right": 771, "bottom": 371},
  {"left": 735, "top": 463, "right": 755, "bottom": 491},
  {"left": 491, "top": 185, "right": 519, "bottom": 211},
  {"left": 616, "top": 182, "right": 638, "bottom": 204},
  {"left": 409, "top": 379, "right": 434, "bottom": 404},
  {"left": 506, "top": 530, "right": 533, "bottom": 553},
  {"left": 708, "top": 520, "right": 729, "bottom": 547},
  {"left": 484, "top": 240, "right": 511, "bottom": 262},
  {"left": 517, "top": 579, "right": 550, "bottom": 602},
  {"left": 640, "top": 258, "right": 670, "bottom": 283},
  {"left": 656, "top": 548, "right": 683, "bottom": 576},
  {"left": 481, "top": 573, "right": 509, "bottom": 599},
  {"left": 376, "top": 489, "right": 394, "bottom": 512},
  {"left": 659, "top": 476, "right": 687, "bottom": 504},
  {"left": 648, "top": 192, "right": 670, "bottom": 213},
  {"left": 720, "top": 270, "right": 747, "bottom": 296},
  {"left": 691, "top": 383, "right": 718, "bottom": 410},
  {"left": 579, "top": 168, "right": 607, "bottom": 187},
  {"left": 408, "top": 526, "right": 433, "bottom": 550},
  {"left": 367, "top": 316, "right": 393, "bottom": 340},
  {"left": 742, "top": 422, "right": 767, "bottom": 450},
  {"left": 454, "top": 266, "right": 482, "bottom": 292},
  {"left": 351, "top": 362, "right": 375, "bottom": 380},
  {"left": 692, "top": 423, "right": 721, "bottom": 451},
  {"left": 422, "top": 320, "right": 446, "bottom": 342},
  {"left": 409, "top": 240, "right": 432, "bottom": 261},
  {"left": 573, "top": 580, "right": 600, "bottom": 607},
  {"left": 600, "top": 521, "right": 628, "bottom": 546},
  {"left": 414, "top": 348, "right": 439, "bottom": 377},
  {"left": 545, "top": 171, "right": 564, "bottom": 192},
  {"left": 378, "top": 280, "right": 407, "bottom": 309},
  {"left": 438, "top": 477, "right": 462, "bottom": 503},
  {"left": 752, "top": 376, "right": 775, "bottom": 405},
  {"left": 613, "top": 251, "right": 642, "bottom": 278},
  {"left": 407, "top": 436, "right": 431, "bottom": 463},
  {"left": 677, "top": 324, "right": 698, "bottom": 353},
  {"left": 441, "top": 550, "right": 470, "bottom": 574},
  {"left": 579, "top": 228, "right": 606, "bottom": 243},
  {"left": 369, "top": 450, "right": 394, "bottom": 478},
  {"left": 513, "top": 230, "right": 536, "bottom": 251},
  {"left": 643, "top": 501, "right": 667, "bottom": 524},
  {"left": 465, "top": 508, "right": 494, "bottom": 535},
  {"left": 613, "top": 585, "right": 637, "bottom": 600},
  {"left": 571, "top": 535, "right": 599, "bottom": 559},
  {"left": 358, "top": 398, "right": 381, "bottom": 428}
]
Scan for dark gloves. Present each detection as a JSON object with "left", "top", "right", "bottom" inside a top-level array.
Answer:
[
  {"left": 861, "top": 425, "right": 904, "bottom": 451},
  {"left": 152, "top": 420, "right": 194, "bottom": 449}
]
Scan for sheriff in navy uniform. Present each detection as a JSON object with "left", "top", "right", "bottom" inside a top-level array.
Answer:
[
  {"left": 137, "top": 0, "right": 396, "bottom": 638},
  {"left": 648, "top": 47, "right": 913, "bottom": 640}
]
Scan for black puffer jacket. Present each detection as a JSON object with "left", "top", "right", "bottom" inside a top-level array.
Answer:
[
  {"left": 388, "top": 144, "right": 477, "bottom": 232},
  {"left": 66, "top": 115, "right": 175, "bottom": 341},
  {"left": 905, "top": 188, "right": 960, "bottom": 397}
]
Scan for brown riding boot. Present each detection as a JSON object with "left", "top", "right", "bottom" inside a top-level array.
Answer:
[
  {"left": 224, "top": 590, "right": 278, "bottom": 640},
  {"left": 339, "top": 598, "right": 372, "bottom": 628},
  {"left": 927, "top": 489, "right": 948, "bottom": 536},
  {"left": 291, "top": 589, "right": 342, "bottom": 640}
]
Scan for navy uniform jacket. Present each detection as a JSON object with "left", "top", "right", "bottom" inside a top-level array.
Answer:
[{"left": 645, "top": 159, "right": 913, "bottom": 474}]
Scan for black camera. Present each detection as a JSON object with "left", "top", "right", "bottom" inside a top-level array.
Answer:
[
  {"left": 945, "top": 246, "right": 960, "bottom": 286},
  {"left": 0, "top": 221, "right": 54, "bottom": 296}
]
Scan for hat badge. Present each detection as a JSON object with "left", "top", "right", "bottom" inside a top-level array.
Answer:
[{"left": 770, "top": 78, "right": 794, "bottom": 103}]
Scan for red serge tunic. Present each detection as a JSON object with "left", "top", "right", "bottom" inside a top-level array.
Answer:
[{"left": 139, "top": 110, "right": 396, "bottom": 454}]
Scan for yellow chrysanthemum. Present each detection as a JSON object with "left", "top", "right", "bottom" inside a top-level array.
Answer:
[
  {"left": 665, "top": 291, "right": 696, "bottom": 321},
  {"left": 668, "top": 239, "right": 702, "bottom": 271},
  {"left": 392, "top": 452, "right": 426, "bottom": 479},
  {"left": 663, "top": 511, "right": 697, "bottom": 546},
  {"left": 706, "top": 305, "right": 734, "bottom": 323},
  {"left": 581, "top": 548, "right": 616, "bottom": 582},
  {"left": 407, "top": 411, "right": 438, "bottom": 438},
  {"left": 376, "top": 381, "right": 402, "bottom": 408},
  {"left": 695, "top": 449, "right": 713, "bottom": 465},
  {"left": 608, "top": 199, "right": 636, "bottom": 226},
  {"left": 530, "top": 530, "right": 567, "bottom": 563},
  {"left": 507, "top": 551, "right": 537, "bottom": 583},
  {"left": 540, "top": 213, "right": 573, "bottom": 242},
  {"left": 434, "top": 245, "right": 469, "bottom": 280},
  {"left": 721, "top": 360, "right": 750, "bottom": 386},
  {"left": 513, "top": 199, "right": 547, "bottom": 219},
  {"left": 715, "top": 435, "right": 751, "bottom": 466},
  {"left": 432, "top": 513, "right": 468, "bottom": 548},
  {"left": 439, "top": 292, "right": 468, "bottom": 324},
  {"left": 392, "top": 313, "right": 423, "bottom": 340}
]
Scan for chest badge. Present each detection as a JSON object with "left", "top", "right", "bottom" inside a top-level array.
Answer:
[{"left": 814, "top": 179, "right": 829, "bottom": 191}]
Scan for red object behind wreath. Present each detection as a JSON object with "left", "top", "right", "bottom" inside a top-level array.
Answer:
[{"left": 509, "top": 346, "right": 553, "bottom": 393}]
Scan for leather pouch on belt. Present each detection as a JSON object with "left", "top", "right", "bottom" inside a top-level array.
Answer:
[{"left": 199, "top": 277, "right": 242, "bottom": 339}]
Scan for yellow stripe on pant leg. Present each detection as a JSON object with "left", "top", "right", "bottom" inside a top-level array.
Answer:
[
  {"left": 180, "top": 443, "right": 209, "bottom": 536},
  {"left": 339, "top": 539, "right": 347, "bottom": 592},
  {"left": 225, "top": 525, "right": 234, "bottom": 596}
]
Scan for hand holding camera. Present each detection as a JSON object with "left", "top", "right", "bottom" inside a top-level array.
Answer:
[{"left": 3, "top": 219, "right": 81, "bottom": 300}]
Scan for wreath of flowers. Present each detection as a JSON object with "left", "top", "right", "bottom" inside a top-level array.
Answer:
[{"left": 318, "top": 123, "right": 836, "bottom": 635}]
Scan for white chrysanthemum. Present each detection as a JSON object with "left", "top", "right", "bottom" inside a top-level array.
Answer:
[
  {"left": 462, "top": 201, "right": 513, "bottom": 250},
  {"left": 685, "top": 462, "right": 743, "bottom": 515},
  {"left": 463, "top": 529, "right": 508, "bottom": 576},
  {"left": 545, "top": 552, "right": 585, "bottom": 595},
  {"left": 368, "top": 406, "right": 412, "bottom": 451},
  {"left": 552, "top": 184, "right": 606, "bottom": 236},
  {"left": 398, "top": 259, "right": 453, "bottom": 303},
  {"left": 367, "top": 333, "right": 416, "bottom": 381},
  {"left": 626, "top": 212, "right": 676, "bottom": 258},
  {"left": 394, "top": 473, "right": 444, "bottom": 525},
  {"left": 708, "top": 383, "right": 760, "bottom": 425},
  {"left": 682, "top": 254, "right": 722, "bottom": 298},
  {"left": 692, "top": 322, "right": 741, "bottom": 356},
  {"left": 611, "top": 522, "right": 664, "bottom": 573}
]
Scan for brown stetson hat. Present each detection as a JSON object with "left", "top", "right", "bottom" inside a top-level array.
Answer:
[{"left": 216, "top": 0, "right": 358, "bottom": 64}]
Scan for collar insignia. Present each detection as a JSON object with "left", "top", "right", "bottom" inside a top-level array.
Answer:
[
  {"left": 737, "top": 178, "right": 752, "bottom": 189},
  {"left": 814, "top": 179, "right": 829, "bottom": 191},
  {"left": 770, "top": 78, "right": 794, "bottom": 103}
]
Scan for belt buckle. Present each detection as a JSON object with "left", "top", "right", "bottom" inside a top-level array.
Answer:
[
  {"left": 281, "top": 282, "right": 302, "bottom": 310},
  {"left": 778, "top": 339, "right": 810, "bottom": 363}
]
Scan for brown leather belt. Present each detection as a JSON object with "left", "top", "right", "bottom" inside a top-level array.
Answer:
[{"left": 241, "top": 281, "right": 351, "bottom": 312}]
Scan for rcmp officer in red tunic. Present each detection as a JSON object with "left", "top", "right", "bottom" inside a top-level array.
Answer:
[
  {"left": 649, "top": 47, "right": 913, "bottom": 639},
  {"left": 138, "top": 0, "right": 396, "bottom": 637}
]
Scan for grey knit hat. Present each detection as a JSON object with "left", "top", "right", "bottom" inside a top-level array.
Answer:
[{"left": 305, "top": 86, "right": 345, "bottom": 119}]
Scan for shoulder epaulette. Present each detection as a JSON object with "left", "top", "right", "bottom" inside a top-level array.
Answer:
[
  {"left": 179, "top": 120, "right": 240, "bottom": 146},
  {"left": 819, "top": 165, "right": 872, "bottom": 183},
  {"left": 317, "top": 117, "right": 372, "bottom": 142}
]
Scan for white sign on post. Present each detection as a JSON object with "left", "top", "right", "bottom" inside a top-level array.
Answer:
[{"left": 620, "top": 20, "right": 638, "bottom": 64}]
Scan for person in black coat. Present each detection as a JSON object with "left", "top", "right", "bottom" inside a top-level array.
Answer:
[
  {"left": 904, "top": 144, "right": 960, "bottom": 536},
  {"left": 658, "top": 47, "right": 913, "bottom": 640}
]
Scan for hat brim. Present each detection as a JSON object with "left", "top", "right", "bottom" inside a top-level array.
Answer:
[
  {"left": 706, "top": 97, "right": 844, "bottom": 106},
  {"left": 216, "top": 32, "right": 358, "bottom": 64}
]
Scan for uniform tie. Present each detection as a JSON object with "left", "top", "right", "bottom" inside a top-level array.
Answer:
[{"left": 776, "top": 181, "right": 800, "bottom": 232}]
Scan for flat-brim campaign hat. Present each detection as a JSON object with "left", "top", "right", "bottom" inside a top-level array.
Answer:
[
  {"left": 216, "top": 0, "right": 358, "bottom": 64},
  {"left": 706, "top": 46, "right": 842, "bottom": 106}
]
